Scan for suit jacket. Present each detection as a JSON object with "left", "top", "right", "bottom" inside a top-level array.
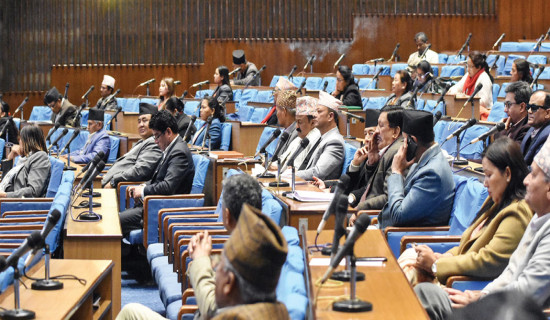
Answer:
[
  {"left": 5, "top": 151, "right": 51, "bottom": 198},
  {"left": 213, "top": 84, "right": 233, "bottom": 103},
  {"left": 187, "top": 256, "right": 217, "bottom": 319},
  {"left": 101, "top": 136, "right": 162, "bottom": 187},
  {"left": 95, "top": 96, "right": 118, "bottom": 111},
  {"left": 70, "top": 129, "right": 111, "bottom": 164},
  {"left": 279, "top": 128, "right": 321, "bottom": 172},
  {"left": 378, "top": 143, "right": 455, "bottom": 229},
  {"left": 349, "top": 137, "right": 403, "bottom": 210},
  {"left": 495, "top": 116, "right": 530, "bottom": 144},
  {"left": 193, "top": 118, "right": 222, "bottom": 150},
  {"left": 336, "top": 83, "right": 362, "bottom": 107},
  {"left": 0, "top": 117, "right": 19, "bottom": 145},
  {"left": 233, "top": 62, "right": 260, "bottom": 86},
  {"left": 212, "top": 302, "right": 289, "bottom": 320},
  {"left": 51, "top": 99, "right": 78, "bottom": 127},
  {"left": 297, "top": 126, "right": 345, "bottom": 181},
  {"left": 435, "top": 199, "right": 533, "bottom": 284},
  {"left": 483, "top": 213, "right": 550, "bottom": 307},
  {"left": 176, "top": 113, "right": 197, "bottom": 139},
  {"left": 387, "top": 91, "right": 414, "bottom": 108},
  {"left": 144, "top": 135, "right": 194, "bottom": 196},
  {"left": 274, "top": 122, "right": 299, "bottom": 159},
  {"left": 520, "top": 121, "right": 550, "bottom": 166}
]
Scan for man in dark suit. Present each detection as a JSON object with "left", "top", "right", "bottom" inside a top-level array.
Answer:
[
  {"left": 521, "top": 90, "right": 550, "bottom": 166},
  {"left": 231, "top": 50, "right": 261, "bottom": 86},
  {"left": 44, "top": 87, "right": 79, "bottom": 127},
  {"left": 496, "top": 81, "right": 531, "bottom": 144},
  {"left": 119, "top": 110, "right": 195, "bottom": 236}
]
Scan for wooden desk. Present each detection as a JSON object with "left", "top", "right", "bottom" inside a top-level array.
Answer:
[
  {"left": 106, "top": 111, "right": 139, "bottom": 135},
  {"left": 307, "top": 230, "right": 428, "bottom": 320},
  {"left": 0, "top": 259, "right": 114, "bottom": 320},
  {"left": 206, "top": 158, "right": 260, "bottom": 204},
  {"left": 229, "top": 121, "right": 266, "bottom": 156},
  {"left": 64, "top": 189, "right": 122, "bottom": 318}
]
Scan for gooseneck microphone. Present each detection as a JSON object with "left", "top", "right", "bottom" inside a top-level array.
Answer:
[
  {"left": 255, "top": 128, "right": 281, "bottom": 158},
  {"left": 316, "top": 175, "right": 351, "bottom": 235},
  {"left": 445, "top": 118, "right": 477, "bottom": 141}
]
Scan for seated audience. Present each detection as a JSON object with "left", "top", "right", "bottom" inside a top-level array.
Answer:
[
  {"left": 521, "top": 90, "right": 550, "bottom": 166},
  {"left": 157, "top": 77, "right": 175, "bottom": 111},
  {"left": 387, "top": 70, "right": 414, "bottom": 108},
  {"left": 212, "top": 65, "right": 233, "bottom": 104},
  {"left": 495, "top": 81, "right": 531, "bottom": 143},
  {"left": 0, "top": 125, "right": 50, "bottom": 198},
  {"left": 191, "top": 96, "right": 223, "bottom": 150},
  {"left": 407, "top": 32, "right": 439, "bottom": 69},
  {"left": 415, "top": 136, "right": 550, "bottom": 320},
  {"left": 0, "top": 100, "right": 19, "bottom": 145},
  {"left": 332, "top": 65, "right": 362, "bottom": 107},
  {"left": 378, "top": 109, "right": 454, "bottom": 229},
  {"left": 231, "top": 49, "right": 261, "bottom": 86},
  {"left": 401, "top": 137, "right": 532, "bottom": 285},
  {"left": 164, "top": 97, "right": 196, "bottom": 139},
  {"left": 95, "top": 75, "right": 119, "bottom": 110},
  {"left": 270, "top": 90, "right": 299, "bottom": 161},
  {"left": 101, "top": 103, "right": 162, "bottom": 188},
  {"left": 346, "top": 106, "right": 404, "bottom": 211},
  {"left": 413, "top": 60, "right": 436, "bottom": 94},
  {"left": 44, "top": 86, "right": 79, "bottom": 127},
  {"left": 510, "top": 59, "right": 533, "bottom": 83},
  {"left": 279, "top": 96, "right": 321, "bottom": 172},
  {"left": 297, "top": 91, "right": 345, "bottom": 181},
  {"left": 261, "top": 77, "right": 297, "bottom": 125},
  {"left": 67, "top": 108, "right": 110, "bottom": 164},
  {"left": 119, "top": 110, "right": 195, "bottom": 236},
  {"left": 448, "top": 52, "right": 494, "bottom": 120}
]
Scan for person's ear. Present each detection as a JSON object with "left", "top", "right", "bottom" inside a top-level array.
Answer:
[
  {"left": 504, "top": 166, "right": 512, "bottom": 183},
  {"left": 223, "top": 271, "right": 236, "bottom": 295}
]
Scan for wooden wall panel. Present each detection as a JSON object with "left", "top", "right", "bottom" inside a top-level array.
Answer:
[{"left": 0, "top": 0, "right": 547, "bottom": 108}]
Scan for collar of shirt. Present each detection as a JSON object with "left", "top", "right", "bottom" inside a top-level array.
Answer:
[
  {"left": 378, "top": 144, "right": 390, "bottom": 156},
  {"left": 163, "top": 136, "right": 178, "bottom": 155},
  {"left": 511, "top": 116, "right": 527, "bottom": 128},
  {"left": 417, "top": 142, "right": 438, "bottom": 164},
  {"left": 529, "top": 212, "right": 550, "bottom": 233}
]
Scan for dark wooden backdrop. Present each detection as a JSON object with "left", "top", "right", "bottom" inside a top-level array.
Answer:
[{"left": 0, "top": 0, "right": 547, "bottom": 116}]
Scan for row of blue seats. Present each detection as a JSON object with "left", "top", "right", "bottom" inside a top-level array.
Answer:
[
  {"left": 29, "top": 107, "right": 114, "bottom": 131},
  {"left": 0, "top": 170, "right": 75, "bottom": 292},
  {"left": 499, "top": 41, "right": 550, "bottom": 52}
]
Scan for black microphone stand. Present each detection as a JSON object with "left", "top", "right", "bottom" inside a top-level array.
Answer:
[
  {"left": 3, "top": 267, "right": 35, "bottom": 319},
  {"left": 31, "top": 244, "right": 63, "bottom": 290},
  {"left": 453, "top": 132, "right": 468, "bottom": 166},
  {"left": 146, "top": 84, "right": 151, "bottom": 96},
  {"left": 331, "top": 245, "right": 372, "bottom": 313},
  {"left": 64, "top": 143, "right": 76, "bottom": 171},
  {"left": 331, "top": 221, "right": 366, "bottom": 282},
  {"left": 344, "top": 113, "right": 354, "bottom": 140},
  {"left": 267, "top": 158, "right": 289, "bottom": 187},
  {"left": 76, "top": 180, "right": 102, "bottom": 220},
  {"left": 257, "top": 148, "right": 276, "bottom": 179}
]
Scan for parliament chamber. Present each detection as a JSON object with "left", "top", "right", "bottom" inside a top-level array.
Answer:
[{"left": 0, "top": 0, "right": 548, "bottom": 319}]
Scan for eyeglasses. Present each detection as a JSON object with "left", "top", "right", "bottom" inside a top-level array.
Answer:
[
  {"left": 153, "top": 131, "right": 165, "bottom": 141},
  {"left": 503, "top": 101, "right": 518, "bottom": 109},
  {"left": 526, "top": 104, "right": 550, "bottom": 112}
]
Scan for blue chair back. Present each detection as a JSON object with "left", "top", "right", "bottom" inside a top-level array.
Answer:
[
  {"left": 141, "top": 98, "right": 159, "bottom": 106},
  {"left": 492, "top": 84, "right": 500, "bottom": 103},
  {"left": 501, "top": 54, "right": 525, "bottom": 76},
  {"left": 237, "top": 104, "right": 254, "bottom": 122},
  {"left": 220, "top": 123, "right": 232, "bottom": 151},
  {"left": 390, "top": 63, "right": 408, "bottom": 77},
  {"left": 499, "top": 42, "right": 519, "bottom": 52},
  {"left": 270, "top": 76, "right": 281, "bottom": 87},
  {"left": 191, "top": 154, "right": 210, "bottom": 194},
  {"left": 369, "top": 64, "right": 390, "bottom": 76},
  {"left": 361, "top": 97, "right": 369, "bottom": 109},
  {"left": 540, "top": 68, "right": 550, "bottom": 80},
  {"left": 438, "top": 53, "right": 448, "bottom": 64},
  {"left": 352, "top": 64, "right": 369, "bottom": 75},
  {"left": 322, "top": 77, "right": 337, "bottom": 94},
  {"left": 239, "top": 89, "right": 258, "bottom": 103},
  {"left": 364, "top": 97, "right": 387, "bottom": 110},
  {"left": 357, "top": 78, "right": 377, "bottom": 90},
  {"left": 195, "top": 90, "right": 213, "bottom": 99},
  {"left": 183, "top": 101, "right": 200, "bottom": 117},
  {"left": 46, "top": 157, "right": 65, "bottom": 197},
  {"left": 254, "top": 90, "right": 274, "bottom": 103},
  {"left": 249, "top": 108, "right": 269, "bottom": 123},
  {"left": 448, "top": 175, "right": 488, "bottom": 235},
  {"left": 541, "top": 42, "right": 550, "bottom": 52},
  {"left": 305, "top": 77, "right": 323, "bottom": 90},
  {"left": 486, "top": 54, "right": 506, "bottom": 75},
  {"left": 290, "top": 77, "right": 305, "bottom": 88},
  {"left": 446, "top": 55, "right": 467, "bottom": 64},
  {"left": 108, "top": 136, "right": 120, "bottom": 163},
  {"left": 441, "top": 66, "right": 465, "bottom": 77},
  {"left": 526, "top": 55, "right": 547, "bottom": 65},
  {"left": 232, "top": 90, "right": 242, "bottom": 102},
  {"left": 29, "top": 107, "right": 52, "bottom": 121},
  {"left": 517, "top": 42, "right": 537, "bottom": 52},
  {"left": 124, "top": 98, "right": 140, "bottom": 113},
  {"left": 255, "top": 127, "right": 281, "bottom": 159},
  {"left": 342, "top": 143, "right": 357, "bottom": 175},
  {"left": 0, "top": 139, "right": 4, "bottom": 159}
]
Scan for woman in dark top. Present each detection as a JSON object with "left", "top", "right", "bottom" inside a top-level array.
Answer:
[
  {"left": 413, "top": 60, "right": 435, "bottom": 93},
  {"left": 191, "top": 97, "right": 224, "bottom": 150},
  {"left": 0, "top": 101, "right": 19, "bottom": 145},
  {"left": 510, "top": 59, "right": 533, "bottom": 83},
  {"left": 164, "top": 97, "right": 196, "bottom": 140},
  {"left": 0, "top": 125, "right": 51, "bottom": 198},
  {"left": 332, "top": 65, "right": 362, "bottom": 107},
  {"left": 387, "top": 70, "right": 414, "bottom": 108},
  {"left": 212, "top": 66, "right": 234, "bottom": 105}
]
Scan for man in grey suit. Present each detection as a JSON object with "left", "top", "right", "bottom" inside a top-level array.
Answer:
[
  {"left": 415, "top": 136, "right": 550, "bottom": 320},
  {"left": 296, "top": 91, "right": 345, "bottom": 181},
  {"left": 378, "top": 109, "right": 454, "bottom": 229},
  {"left": 231, "top": 50, "right": 261, "bottom": 86},
  {"left": 102, "top": 103, "right": 162, "bottom": 188}
]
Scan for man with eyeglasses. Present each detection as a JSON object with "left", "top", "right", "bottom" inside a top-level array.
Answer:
[
  {"left": 495, "top": 81, "right": 531, "bottom": 144},
  {"left": 120, "top": 110, "right": 195, "bottom": 237},
  {"left": 521, "top": 90, "right": 550, "bottom": 166},
  {"left": 43, "top": 87, "right": 79, "bottom": 127},
  {"left": 102, "top": 103, "right": 162, "bottom": 188}
]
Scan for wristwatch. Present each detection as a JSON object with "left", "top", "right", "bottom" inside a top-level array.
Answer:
[
  {"left": 348, "top": 194, "right": 355, "bottom": 205},
  {"left": 431, "top": 263, "right": 437, "bottom": 275}
]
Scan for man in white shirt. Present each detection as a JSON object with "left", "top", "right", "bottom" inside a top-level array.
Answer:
[{"left": 407, "top": 32, "right": 439, "bottom": 69}]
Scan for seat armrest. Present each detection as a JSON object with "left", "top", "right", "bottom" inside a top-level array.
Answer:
[
  {"left": 400, "top": 235, "right": 462, "bottom": 254},
  {"left": 357, "top": 209, "right": 381, "bottom": 216},
  {"left": 2, "top": 210, "right": 50, "bottom": 218},
  {"left": 446, "top": 275, "right": 491, "bottom": 288},
  {"left": 182, "top": 288, "right": 195, "bottom": 302},
  {"left": 178, "top": 305, "right": 199, "bottom": 318}
]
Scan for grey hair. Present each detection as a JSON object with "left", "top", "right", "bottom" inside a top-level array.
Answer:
[
  {"left": 222, "top": 254, "right": 277, "bottom": 304},
  {"left": 415, "top": 32, "right": 428, "bottom": 43}
]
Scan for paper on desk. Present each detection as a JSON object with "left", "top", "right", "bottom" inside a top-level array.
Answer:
[
  {"left": 309, "top": 257, "right": 385, "bottom": 267},
  {"left": 292, "top": 190, "right": 333, "bottom": 202}
]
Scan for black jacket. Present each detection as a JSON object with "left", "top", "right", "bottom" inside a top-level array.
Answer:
[{"left": 336, "top": 83, "right": 362, "bottom": 107}]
